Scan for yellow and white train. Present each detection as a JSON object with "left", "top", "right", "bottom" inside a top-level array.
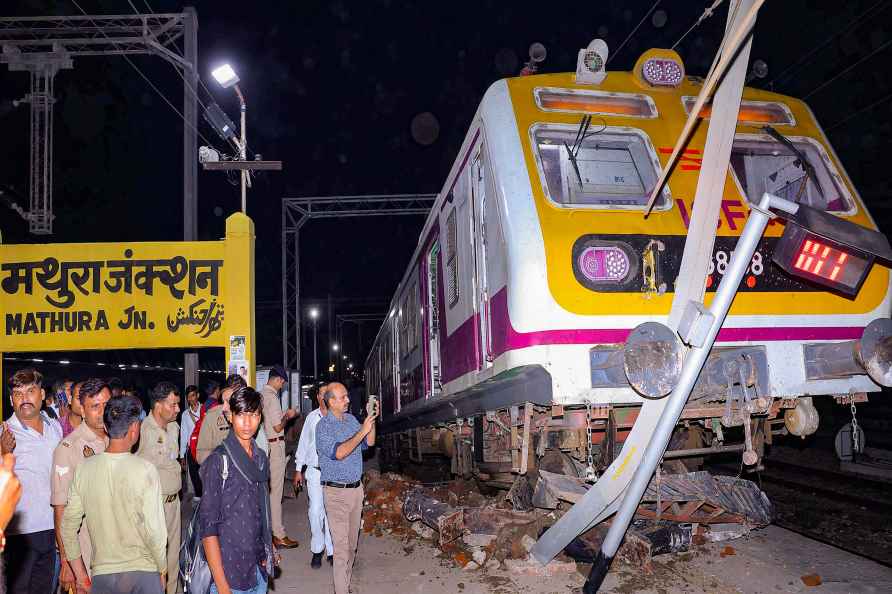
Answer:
[{"left": 365, "top": 45, "right": 891, "bottom": 477}]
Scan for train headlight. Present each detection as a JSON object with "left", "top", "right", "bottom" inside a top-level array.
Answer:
[
  {"left": 575, "top": 39, "right": 609, "bottom": 85},
  {"left": 642, "top": 59, "right": 683, "bottom": 87},
  {"left": 771, "top": 202, "right": 892, "bottom": 297},
  {"left": 578, "top": 246, "right": 630, "bottom": 283},
  {"left": 572, "top": 239, "right": 638, "bottom": 290},
  {"left": 634, "top": 49, "right": 685, "bottom": 89}
]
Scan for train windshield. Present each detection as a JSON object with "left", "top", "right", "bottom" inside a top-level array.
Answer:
[
  {"left": 730, "top": 134, "right": 853, "bottom": 213},
  {"left": 532, "top": 124, "right": 669, "bottom": 209}
]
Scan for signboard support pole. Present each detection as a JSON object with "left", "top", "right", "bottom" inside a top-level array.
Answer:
[{"left": 183, "top": 6, "right": 199, "bottom": 389}]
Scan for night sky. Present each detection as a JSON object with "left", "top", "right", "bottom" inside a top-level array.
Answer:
[{"left": 2, "top": 0, "right": 891, "bottom": 377}]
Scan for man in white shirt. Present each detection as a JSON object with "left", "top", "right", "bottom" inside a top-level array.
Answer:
[
  {"left": 292, "top": 384, "right": 334, "bottom": 568},
  {"left": 1, "top": 368, "right": 63, "bottom": 594},
  {"left": 179, "top": 385, "right": 202, "bottom": 497}
]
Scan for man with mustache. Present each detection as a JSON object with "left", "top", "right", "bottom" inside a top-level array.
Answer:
[
  {"left": 51, "top": 378, "right": 111, "bottom": 592},
  {"left": 1, "top": 368, "right": 63, "bottom": 594}
]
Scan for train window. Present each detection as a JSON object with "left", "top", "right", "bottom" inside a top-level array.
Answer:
[
  {"left": 531, "top": 124, "right": 670, "bottom": 209},
  {"left": 535, "top": 87, "right": 657, "bottom": 118},
  {"left": 445, "top": 210, "right": 460, "bottom": 307},
  {"left": 730, "top": 134, "right": 854, "bottom": 213},
  {"left": 682, "top": 97, "right": 795, "bottom": 126},
  {"left": 399, "top": 281, "right": 420, "bottom": 356}
]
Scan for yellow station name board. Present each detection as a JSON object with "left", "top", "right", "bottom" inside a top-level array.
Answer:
[{"left": 0, "top": 214, "right": 255, "bottom": 370}]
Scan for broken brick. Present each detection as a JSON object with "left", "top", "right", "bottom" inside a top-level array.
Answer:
[{"left": 801, "top": 574, "right": 822, "bottom": 587}]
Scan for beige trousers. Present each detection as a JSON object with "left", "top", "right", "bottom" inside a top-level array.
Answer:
[
  {"left": 323, "top": 484, "right": 364, "bottom": 594},
  {"left": 269, "top": 440, "right": 287, "bottom": 538},
  {"left": 163, "top": 497, "right": 180, "bottom": 594}
]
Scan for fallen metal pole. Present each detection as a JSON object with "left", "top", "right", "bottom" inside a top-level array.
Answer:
[{"left": 583, "top": 193, "right": 799, "bottom": 593}]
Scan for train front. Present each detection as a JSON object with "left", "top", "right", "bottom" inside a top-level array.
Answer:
[{"left": 499, "top": 45, "right": 892, "bottom": 443}]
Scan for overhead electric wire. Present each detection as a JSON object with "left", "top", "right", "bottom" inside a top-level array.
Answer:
[
  {"left": 130, "top": 0, "right": 245, "bottom": 157},
  {"left": 803, "top": 35, "right": 892, "bottom": 100},
  {"left": 129, "top": 0, "right": 220, "bottom": 107},
  {"left": 825, "top": 90, "right": 892, "bottom": 132},
  {"left": 69, "top": 0, "right": 215, "bottom": 147},
  {"left": 607, "top": 0, "right": 661, "bottom": 66},
  {"left": 766, "top": 0, "right": 890, "bottom": 89},
  {"left": 671, "top": 0, "right": 725, "bottom": 50}
]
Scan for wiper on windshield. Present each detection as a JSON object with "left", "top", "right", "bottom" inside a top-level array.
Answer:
[
  {"left": 564, "top": 115, "right": 592, "bottom": 187},
  {"left": 762, "top": 125, "right": 825, "bottom": 203}
]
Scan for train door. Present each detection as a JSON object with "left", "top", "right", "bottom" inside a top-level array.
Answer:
[
  {"left": 424, "top": 241, "right": 443, "bottom": 397},
  {"left": 470, "top": 146, "right": 493, "bottom": 367}
]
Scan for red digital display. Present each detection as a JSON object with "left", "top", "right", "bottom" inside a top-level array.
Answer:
[
  {"left": 772, "top": 208, "right": 887, "bottom": 298},
  {"left": 794, "top": 239, "right": 850, "bottom": 281},
  {"left": 783, "top": 233, "right": 870, "bottom": 294}
]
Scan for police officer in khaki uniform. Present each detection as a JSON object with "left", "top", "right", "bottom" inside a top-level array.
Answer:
[
  {"left": 195, "top": 375, "right": 246, "bottom": 464},
  {"left": 263, "top": 365, "right": 299, "bottom": 549},
  {"left": 51, "top": 379, "right": 110, "bottom": 591},
  {"left": 136, "top": 381, "right": 181, "bottom": 594}
]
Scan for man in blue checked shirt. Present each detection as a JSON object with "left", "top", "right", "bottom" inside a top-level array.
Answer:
[{"left": 315, "top": 382, "right": 376, "bottom": 594}]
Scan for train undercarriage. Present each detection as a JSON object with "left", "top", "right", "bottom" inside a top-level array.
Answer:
[{"left": 378, "top": 393, "right": 855, "bottom": 504}]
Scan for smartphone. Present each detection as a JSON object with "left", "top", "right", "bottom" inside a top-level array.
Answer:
[{"left": 366, "top": 395, "right": 379, "bottom": 418}]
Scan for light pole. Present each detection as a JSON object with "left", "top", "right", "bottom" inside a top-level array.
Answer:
[
  {"left": 332, "top": 343, "right": 339, "bottom": 379},
  {"left": 309, "top": 307, "right": 319, "bottom": 381},
  {"left": 211, "top": 63, "right": 248, "bottom": 212}
]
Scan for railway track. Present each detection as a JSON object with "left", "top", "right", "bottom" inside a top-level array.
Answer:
[
  {"left": 709, "top": 459, "right": 892, "bottom": 567},
  {"left": 710, "top": 459, "right": 892, "bottom": 509}
]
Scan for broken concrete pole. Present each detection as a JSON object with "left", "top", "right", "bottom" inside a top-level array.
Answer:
[{"left": 402, "top": 488, "right": 464, "bottom": 546}]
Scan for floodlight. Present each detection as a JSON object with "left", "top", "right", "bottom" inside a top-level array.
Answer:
[
  {"left": 309, "top": 307, "right": 319, "bottom": 319},
  {"left": 332, "top": 343, "right": 339, "bottom": 352},
  {"left": 211, "top": 64, "right": 240, "bottom": 89}
]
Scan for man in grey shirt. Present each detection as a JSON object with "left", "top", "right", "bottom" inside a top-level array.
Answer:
[{"left": 315, "top": 383, "right": 376, "bottom": 594}]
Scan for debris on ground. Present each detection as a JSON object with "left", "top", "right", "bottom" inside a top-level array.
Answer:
[
  {"left": 563, "top": 518, "right": 696, "bottom": 574},
  {"left": 403, "top": 488, "right": 464, "bottom": 545},
  {"left": 363, "top": 468, "right": 770, "bottom": 574}
]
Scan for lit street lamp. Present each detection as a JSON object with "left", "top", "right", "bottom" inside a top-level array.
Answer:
[
  {"left": 309, "top": 307, "right": 319, "bottom": 380},
  {"left": 211, "top": 63, "right": 248, "bottom": 212}
]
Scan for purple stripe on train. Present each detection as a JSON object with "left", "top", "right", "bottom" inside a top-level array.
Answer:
[{"left": 439, "top": 286, "right": 865, "bottom": 385}]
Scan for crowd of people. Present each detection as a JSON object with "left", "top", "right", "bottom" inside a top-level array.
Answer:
[{"left": 1, "top": 364, "right": 377, "bottom": 594}]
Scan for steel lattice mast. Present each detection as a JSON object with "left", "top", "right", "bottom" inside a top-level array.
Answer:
[{"left": 0, "top": 11, "right": 197, "bottom": 235}]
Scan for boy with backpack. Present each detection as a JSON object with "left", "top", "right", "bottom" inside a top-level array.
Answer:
[{"left": 198, "top": 387, "right": 275, "bottom": 594}]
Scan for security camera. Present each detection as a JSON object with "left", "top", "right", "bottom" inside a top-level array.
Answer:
[{"left": 199, "top": 146, "right": 220, "bottom": 163}]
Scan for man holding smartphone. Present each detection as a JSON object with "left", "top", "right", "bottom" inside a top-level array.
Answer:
[{"left": 314, "top": 382, "right": 376, "bottom": 594}]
